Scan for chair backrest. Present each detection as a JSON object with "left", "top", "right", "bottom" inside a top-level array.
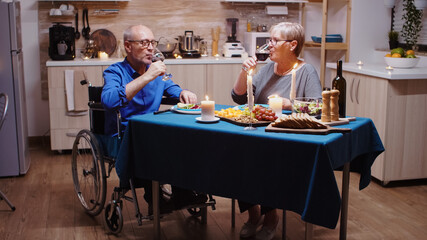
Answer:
[
  {"left": 88, "top": 86, "right": 106, "bottom": 135},
  {"left": 0, "top": 93, "right": 9, "bottom": 131}
]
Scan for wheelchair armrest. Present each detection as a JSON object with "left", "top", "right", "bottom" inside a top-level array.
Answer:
[
  {"left": 161, "top": 97, "right": 180, "bottom": 106},
  {"left": 89, "top": 102, "right": 105, "bottom": 110}
]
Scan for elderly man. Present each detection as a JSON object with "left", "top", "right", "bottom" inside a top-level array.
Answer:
[
  {"left": 102, "top": 25, "right": 205, "bottom": 214},
  {"left": 102, "top": 24, "right": 197, "bottom": 136}
]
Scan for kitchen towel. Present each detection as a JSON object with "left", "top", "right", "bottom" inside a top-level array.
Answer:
[
  {"left": 64, "top": 70, "right": 89, "bottom": 113},
  {"left": 65, "top": 69, "right": 75, "bottom": 111}
]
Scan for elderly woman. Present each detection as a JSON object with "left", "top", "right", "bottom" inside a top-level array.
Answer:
[{"left": 231, "top": 22, "right": 322, "bottom": 240}]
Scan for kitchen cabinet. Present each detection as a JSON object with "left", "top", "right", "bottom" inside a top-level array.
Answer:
[
  {"left": 330, "top": 69, "right": 427, "bottom": 184},
  {"left": 167, "top": 64, "right": 206, "bottom": 101},
  {"left": 302, "top": 0, "right": 351, "bottom": 87},
  {"left": 47, "top": 66, "right": 104, "bottom": 151}
]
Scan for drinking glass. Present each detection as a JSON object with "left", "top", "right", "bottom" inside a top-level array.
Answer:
[
  {"left": 152, "top": 48, "right": 172, "bottom": 81},
  {"left": 255, "top": 43, "right": 270, "bottom": 61}
]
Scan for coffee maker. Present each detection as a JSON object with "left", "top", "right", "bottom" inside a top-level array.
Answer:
[
  {"left": 222, "top": 18, "right": 245, "bottom": 58},
  {"left": 177, "top": 31, "right": 202, "bottom": 58},
  {"left": 49, "top": 23, "right": 75, "bottom": 60}
]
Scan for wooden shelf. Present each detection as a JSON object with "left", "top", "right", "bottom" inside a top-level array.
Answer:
[
  {"left": 304, "top": 41, "right": 348, "bottom": 50},
  {"left": 302, "top": 0, "right": 351, "bottom": 87}
]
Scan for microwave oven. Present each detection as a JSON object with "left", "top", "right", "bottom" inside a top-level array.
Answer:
[{"left": 243, "top": 32, "right": 270, "bottom": 57}]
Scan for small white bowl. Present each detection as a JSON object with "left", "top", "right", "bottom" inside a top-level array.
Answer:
[{"left": 384, "top": 56, "right": 420, "bottom": 68}]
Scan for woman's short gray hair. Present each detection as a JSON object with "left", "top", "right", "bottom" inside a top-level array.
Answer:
[{"left": 270, "top": 22, "right": 305, "bottom": 56}]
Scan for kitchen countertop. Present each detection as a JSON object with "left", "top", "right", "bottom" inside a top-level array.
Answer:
[
  {"left": 326, "top": 62, "right": 427, "bottom": 80},
  {"left": 46, "top": 56, "right": 249, "bottom": 67}
]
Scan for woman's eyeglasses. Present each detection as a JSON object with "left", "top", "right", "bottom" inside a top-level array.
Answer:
[
  {"left": 268, "top": 38, "right": 294, "bottom": 46},
  {"left": 127, "top": 39, "right": 159, "bottom": 48}
]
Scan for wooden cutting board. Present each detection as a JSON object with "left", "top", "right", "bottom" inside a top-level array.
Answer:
[
  {"left": 315, "top": 117, "right": 356, "bottom": 126},
  {"left": 265, "top": 124, "right": 351, "bottom": 135},
  {"left": 89, "top": 29, "right": 117, "bottom": 56}
]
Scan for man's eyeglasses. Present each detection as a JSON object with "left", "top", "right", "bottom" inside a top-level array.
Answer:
[
  {"left": 127, "top": 39, "right": 158, "bottom": 48},
  {"left": 268, "top": 38, "right": 294, "bottom": 46}
]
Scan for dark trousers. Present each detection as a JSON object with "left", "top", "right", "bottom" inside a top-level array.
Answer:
[{"left": 238, "top": 200, "right": 274, "bottom": 215}]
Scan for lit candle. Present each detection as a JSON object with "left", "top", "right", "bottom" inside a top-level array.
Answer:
[
  {"left": 98, "top": 51, "right": 109, "bottom": 60},
  {"left": 201, "top": 95, "right": 215, "bottom": 121},
  {"left": 290, "top": 63, "right": 298, "bottom": 101},
  {"left": 268, "top": 95, "right": 282, "bottom": 118},
  {"left": 247, "top": 69, "right": 254, "bottom": 110},
  {"left": 385, "top": 65, "right": 394, "bottom": 70},
  {"left": 357, "top": 60, "right": 363, "bottom": 66}
]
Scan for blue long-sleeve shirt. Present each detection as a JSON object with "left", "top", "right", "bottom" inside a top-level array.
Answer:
[{"left": 101, "top": 58, "right": 182, "bottom": 135}]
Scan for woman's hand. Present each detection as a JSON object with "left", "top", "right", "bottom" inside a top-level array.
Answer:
[
  {"left": 282, "top": 97, "right": 292, "bottom": 110},
  {"left": 242, "top": 56, "right": 258, "bottom": 73}
]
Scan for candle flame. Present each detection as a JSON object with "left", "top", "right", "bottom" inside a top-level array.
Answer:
[
  {"left": 293, "top": 63, "right": 298, "bottom": 69},
  {"left": 205, "top": 95, "right": 209, "bottom": 101}
]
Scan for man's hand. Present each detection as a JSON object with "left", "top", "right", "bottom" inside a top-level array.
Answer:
[
  {"left": 145, "top": 61, "right": 166, "bottom": 79},
  {"left": 179, "top": 90, "right": 197, "bottom": 104}
]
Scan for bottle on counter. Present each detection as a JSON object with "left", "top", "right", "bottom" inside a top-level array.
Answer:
[{"left": 332, "top": 60, "right": 346, "bottom": 118}]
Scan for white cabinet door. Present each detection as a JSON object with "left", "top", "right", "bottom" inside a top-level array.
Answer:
[
  {"left": 167, "top": 64, "right": 207, "bottom": 101},
  {"left": 206, "top": 64, "right": 241, "bottom": 105}
]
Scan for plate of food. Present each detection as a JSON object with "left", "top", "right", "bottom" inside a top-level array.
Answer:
[
  {"left": 171, "top": 103, "right": 201, "bottom": 114},
  {"left": 215, "top": 105, "right": 277, "bottom": 126}
]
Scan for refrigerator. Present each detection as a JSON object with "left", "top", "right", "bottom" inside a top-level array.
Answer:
[{"left": 0, "top": 1, "right": 30, "bottom": 177}]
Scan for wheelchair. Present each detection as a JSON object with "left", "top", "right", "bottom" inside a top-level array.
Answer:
[{"left": 71, "top": 85, "right": 216, "bottom": 234}]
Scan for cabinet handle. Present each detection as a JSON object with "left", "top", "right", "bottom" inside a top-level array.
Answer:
[
  {"left": 355, "top": 79, "right": 360, "bottom": 104},
  {"left": 66, "top": 132, "right": 78, "bottom": 138},
  {"left": 350, "top": 78, "right": 354, "bottom": 103}
]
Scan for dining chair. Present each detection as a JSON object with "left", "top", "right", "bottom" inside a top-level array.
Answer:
[{"left": 0, "top": 92, "right": 16, "bottom": 211}]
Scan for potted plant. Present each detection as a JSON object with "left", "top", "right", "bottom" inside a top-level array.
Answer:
[
  {"left": 401, "top": 0, "right": 423, "bottom": 50},
  {"left": 388, "top": 30, "right": 399, "bottom": 49}
]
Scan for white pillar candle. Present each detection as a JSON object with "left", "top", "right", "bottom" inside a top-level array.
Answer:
[
  {"left": 290, "top": 63, "right": 298, "bottom": 101},
  {"left": 247, "top": 69, "right": 254, "bottom": 110},
  {"left": 268, "top": 95, "right": 282, "bottom": 118},
  {"left": 98, "top": 51, "right": 109, "bottom": 61},
  {"left": 201, "top": 95, "right": 215, "bottom": 121}
]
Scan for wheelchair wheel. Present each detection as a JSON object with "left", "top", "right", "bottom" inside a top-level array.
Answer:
[
  {"left": 72, "top": 129, "right": 107, "bottom": 216},
  {"left": 105, "top": 202, "right": 123, "bottom": 234}
]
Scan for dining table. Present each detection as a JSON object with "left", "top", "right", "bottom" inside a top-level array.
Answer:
[{"left": 115, "top": 104, "right": 384, "bottom": 240}]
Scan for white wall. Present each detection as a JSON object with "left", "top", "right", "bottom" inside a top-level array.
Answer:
[{"left": 21, "top": 0, "right": 49, "bottom": 137}]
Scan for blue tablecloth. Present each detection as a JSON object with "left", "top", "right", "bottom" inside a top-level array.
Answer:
[{"left": 116, "top": 105, "right": 384, "bottom": 229}]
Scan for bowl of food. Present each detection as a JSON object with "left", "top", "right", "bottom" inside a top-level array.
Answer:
[
  {"left": 292, "top": 97, "right": 322, "bottom": 116},
  {"left": 384, "top": 56, "right": 420, "bottom": 68}
]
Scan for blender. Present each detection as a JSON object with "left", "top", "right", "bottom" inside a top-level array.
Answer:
[{"left": 222, "top": 18, "right": 245, "bottom": 58}]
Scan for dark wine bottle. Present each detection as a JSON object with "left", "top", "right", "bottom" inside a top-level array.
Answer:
[{"left": 332, "top": 60, "right": 346, "bottom": 118}]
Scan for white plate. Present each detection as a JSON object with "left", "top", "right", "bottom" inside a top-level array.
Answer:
[
  {"left": 196, "top": 117, "right": 220, "bottom": 123},
  {"left": 171, "top": 105, "right": 201, "bottom": 114}
]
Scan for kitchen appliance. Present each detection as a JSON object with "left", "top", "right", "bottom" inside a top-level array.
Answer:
[
  {"left": 243, "top": 32, "right": 270, "bottom": 57},
  {"left": 222, "top": 18, "right": 245, "bottom": 58},
  {"left": 0, "top": 1, "right": 31, "bottom": 177},
  {"left": 49, "top": 23, "right": 75, "bottom": 60},
  {"left": 157, "top": 37, "right": 177, "bottom": 58},
  {"left": 177, "top": 31, "right": 202, "bottom": 58}
]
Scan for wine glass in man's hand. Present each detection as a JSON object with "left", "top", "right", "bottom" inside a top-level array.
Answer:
[
  {"left": 152, "top": 48, "right": 172, "bottom": 81},
  {"left": 255, "top": 43, "right": 270, "bottom": 61}
]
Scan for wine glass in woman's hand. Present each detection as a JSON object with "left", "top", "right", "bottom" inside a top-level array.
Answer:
[
  {"left": 255, "top": 43, "right": 270, "bottom": 61},
  {"left": 152, "top": 48, "right": 172, "bottom": 81}
]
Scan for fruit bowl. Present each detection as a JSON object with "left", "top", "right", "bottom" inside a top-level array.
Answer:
[
  {"left": 384, "top": 56, "right": 420, "bottom": 68},
  {"left": 292, "top": 97, "right": 322, "bottom": 116}
]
